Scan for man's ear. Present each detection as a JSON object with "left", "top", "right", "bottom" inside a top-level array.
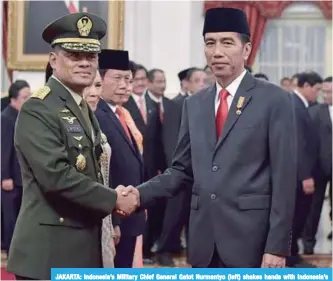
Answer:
[
  {"left": 243, "top": 42, "right": 252, "bottom": 61},
  {"left": 49, "top": 52, "right": 57, "bottom": 70}
]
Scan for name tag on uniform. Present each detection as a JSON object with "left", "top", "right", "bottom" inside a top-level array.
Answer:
[{"left": 66, "top": 124, "right": 83, "bottom": 133}]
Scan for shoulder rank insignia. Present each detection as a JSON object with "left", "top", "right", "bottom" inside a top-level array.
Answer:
[{"left": 31, "top": 86, "right": 51, "bottom": 100}]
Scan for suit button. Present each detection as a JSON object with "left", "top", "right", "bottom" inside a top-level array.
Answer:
[
  {"left": 59, "top": 217, "right": 64, "bottom": 223},
  {"left": 211, "top": 194, "right": 216, "bottom": 200},
  {"left": 212, "top": 166, "right": 218, "bottom": 172}
]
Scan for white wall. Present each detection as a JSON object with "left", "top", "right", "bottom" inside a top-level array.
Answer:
[{"left": 10, "top": 1, "right": 332, "bottom": 97}]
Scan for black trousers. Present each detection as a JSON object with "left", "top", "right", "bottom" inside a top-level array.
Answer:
[
  {"left": 303, "top": 177, "right": 331, "bottom": 249},
  {"left": 114, "top": 236, "right": 137, "bottom": 268},
  {"left": 157, "top": 188, "right": 191, "bottom": 253},
  {"left": 1, "top": 187, "right": 22, "bottom": 252},
  {"left": 287, "top": 183, "right": 313, "bottom": 265},
  {"left": 143, "top": 199, "right": 166, "bottom": 258}
]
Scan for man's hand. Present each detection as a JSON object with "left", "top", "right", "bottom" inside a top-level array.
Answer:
[
  {"left": 113, "top": 226, "right": 121, "bottom": 245},
  {"left": 261, "top": 253, "right": 285, "bottom": 268},
  {"left": 303, "top": 178, "right": 315, "bottom": 195},
  {"left": 2, "top": 179, "right": 14, "bottom": 191},
  {"left": 115, "top": 185, "right": 140, "bottom": 216}
]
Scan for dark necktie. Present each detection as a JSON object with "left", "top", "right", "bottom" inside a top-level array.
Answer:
[
  {"left": 216, "top": 89, "right": 229, "bottom": 139},
  {"left": 80, "top": 100, "right": 92, "bottom": 130}
]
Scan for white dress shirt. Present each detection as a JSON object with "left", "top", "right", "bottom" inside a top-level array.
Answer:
[
  {"left": 214, "top": 70, "right": 247, "bottom": 115},
  {"left": 329, "top": 105, "right": 333, "bottom": 123},
  {"left": 147, "top": 91, "right": 164, "bottom": 112},
  {"left": 293, "top": 90, "right": 309, "bottom": 108},
  {"left": 132, "top": 92, "right": 147, "bottom": 111}
]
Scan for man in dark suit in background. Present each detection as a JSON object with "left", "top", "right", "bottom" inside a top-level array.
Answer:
[
  {"left": 95, "top": 50, "right": 146, "bottom": 268},
  {"left": 146, "top": 69, "right": 182, "bottom": 266},
  {"left": 288, "top": 71, "right": 322, "bottom": 267},
  {"left": 303, "top": 76, "right": 332, "bottom": 252},
  {"left": 123, "top": 64, "right": 164, "bottom": 264},
  {"left": 1, "top": 80, "right": 31, "bottom": 254},
  {"left": 174, "top": 68, "right": 191, "bottom": 101},
  {"left": 121, "top": 8, "right": 296, "bottom": 268}
]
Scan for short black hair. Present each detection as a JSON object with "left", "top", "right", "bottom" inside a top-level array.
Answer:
[
  {"left": 129, "top": 60, "right": 137, "bottom": 77},
  {"left": 45, "top": 62, "right": 53, "bottom": 83},
  {"left": 132, "top": 64, "right": 148, "bottom": 78},
  {"left": 147, "top": 69, "right": 164, "bottom": 82},
  {"left": 8, "top": 80, "right": 30, "bottom": 100},
  {"left": 291, "top": 73, "right": 300, "bottom": 81},
  {"left": 297, "top": 72, "right": 323, "bottom": 87},
  {"left": 324, "top": 76, "right": 332, "bottom": 83},
  {"left": 254, "top": 73, "right": 269, "bottom": 81},
  {"left": 186, "top": 68, "right": 204, "bottom": 81}
]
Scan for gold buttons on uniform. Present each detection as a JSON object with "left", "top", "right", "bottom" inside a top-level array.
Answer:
[{"left": 59, "top": 217, "right": 64, "bottom": 223}]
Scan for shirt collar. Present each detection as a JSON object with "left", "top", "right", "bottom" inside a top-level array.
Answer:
[
  {"left": 147, "top": 91, "right": 162, "bottom": 103},
  {"left": 132, "top": 92, "right": 146, "bottom": 103},
  {"left": 52, "top": 75, "right": 82, "bottom": 106},
  {"left": 294, "top": 89, "right": 309, "bottom": 108},
  {"left": 215, "top": 70, "right": 246, "bottom": 102}
]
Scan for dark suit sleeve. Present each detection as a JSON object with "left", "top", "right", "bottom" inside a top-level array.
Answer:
[
  {"left": 15, "top": 100, "right": 117, "bottom": 218},
  {"left": 265, "top": 93, "right": 296, "bottom": 256},
  {"left": 138, "top": 99, "right": 194, "bottom": 205},
  {"left": 1, "top": 116, "right": 14, "bottom": 181},
  {"left": 294, "top": 106, "right": 315, "bottom": 181}
]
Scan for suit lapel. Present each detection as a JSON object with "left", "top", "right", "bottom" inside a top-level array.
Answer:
[
  {"left": 214, "top": 72, "right": 255, "bottom": 153},
  {"left": 48, "top": 78, "right": 93, "bottom": 143},
  {"left": 323, "top": 105, "right": 332, "bottom": 132},
  {"left": 201, "top": 85, "right": 217, "bottom": 153},
  {"left": 99, "top": 100, "right": 138, "bottom": 155}
]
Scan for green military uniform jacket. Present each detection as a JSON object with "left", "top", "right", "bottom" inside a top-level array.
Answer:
[{"left": 7, "top": 77, "right": 117, "bottom": 279}]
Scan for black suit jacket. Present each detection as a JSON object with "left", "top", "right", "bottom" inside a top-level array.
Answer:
[
  {"left": 1, "top": 105, "right": 22, "bottom": 186},
  {"left": 95, "top": 99, "right": 145, "bottom": 236},
  {"left": 309, "top": 104, "right": 332, "bottom": 177},
  {"left": 124, "top": 93, "right": 164, "bottom": 180},
  {"left": 292, "top": 94, "right": 319, "bottom": 182},
  {"left": 137, "top": 73, "right": 296, "bottom": 267}
]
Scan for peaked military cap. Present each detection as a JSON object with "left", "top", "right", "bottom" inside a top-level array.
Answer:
[
  {"left": 42, "top": 12, "right": 107, "bottom": 53},
  {"left": 99, "top": 49, "right": 130, "bottom": 71},
  {"left": 203, "top": 8, "right": 251, "bottom": 37}
]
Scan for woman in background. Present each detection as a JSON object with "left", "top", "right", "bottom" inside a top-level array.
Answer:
[{"left": 83, "top": 71, "right": 116, "bottom": 267}]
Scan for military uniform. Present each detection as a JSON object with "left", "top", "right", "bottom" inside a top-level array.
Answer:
[{"left": 7, "top": 13, "right": 117, "bottom": 280}]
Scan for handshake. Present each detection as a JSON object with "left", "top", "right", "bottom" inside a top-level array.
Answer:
[{"left": 114, "top": 185, "right": 140, "bottom": 217}]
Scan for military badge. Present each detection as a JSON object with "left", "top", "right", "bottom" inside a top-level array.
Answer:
[
  {"left": 61, "top": 108, "right": 70, "bottom": 113},
  {"left": 73, "top": 136, "right": 83, "bottom": 142},
  {"left": 77, "top": 16, "right": 92, "bottom": 37},
  {"left": 76, "top": 153, "right": 86, "bottom": 171},
  {"left": 236, "top": 96, "right": 245, "bottom": 116},
  {"left": 62, "top": 116, "right": 77, "bottom": 124}
]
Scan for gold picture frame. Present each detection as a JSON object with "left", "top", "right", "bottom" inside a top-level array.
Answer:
[{"left": 7, "top": 0, "right": 124, "bottom": 71}]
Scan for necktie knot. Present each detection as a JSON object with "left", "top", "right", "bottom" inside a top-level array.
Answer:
[
  {"left": 115, "top": 106, "right": 123, "bottom": 117},
  {"left": 219, "top": 89, "right": 229, "bottom": 101}
]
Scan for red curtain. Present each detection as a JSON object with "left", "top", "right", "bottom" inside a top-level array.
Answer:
[
  {"left": 204, "top": 1, "right": 332, "bottom": 66},
  {"left": 2, "top": 0, "right": 12, "bottom": 82}
]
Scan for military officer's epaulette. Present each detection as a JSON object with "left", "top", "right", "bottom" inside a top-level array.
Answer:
[{"left": 31, "top": 86, "right": 51, "bottom": 100}]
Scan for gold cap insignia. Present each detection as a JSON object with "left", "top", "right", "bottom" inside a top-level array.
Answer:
[
  {"left": 77, "top": 16, "right": 92, "bottom": 37},
  {"left": 76, "top": 153, "right": 86, "bottom": 171}
]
